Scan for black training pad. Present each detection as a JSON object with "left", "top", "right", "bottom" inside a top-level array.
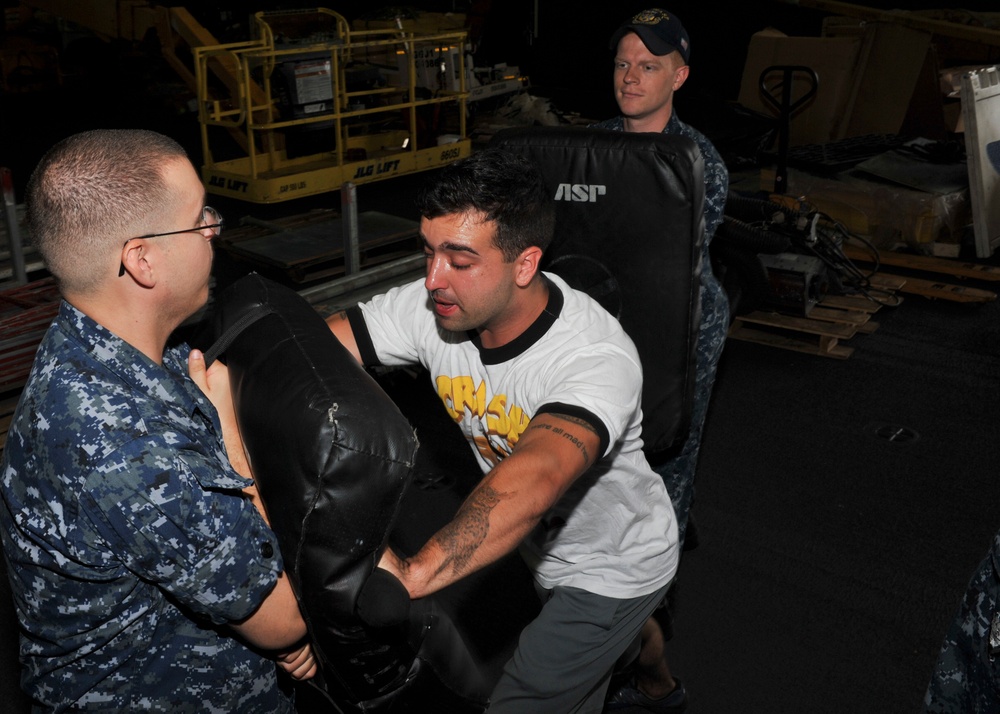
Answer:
[
  {"left": 491, "top": 127, "right": 705, "bottom": 457},
  {"left": 210, "top": 274, "right": 488, "bottom": 712}
]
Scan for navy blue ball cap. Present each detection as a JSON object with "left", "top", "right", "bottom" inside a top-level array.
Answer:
[{"left": 610, "top": 8, "right": 690, "bottom": 64}]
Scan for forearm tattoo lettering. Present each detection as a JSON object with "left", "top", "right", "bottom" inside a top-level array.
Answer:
[{"left": 527, "top": 414, "right": 596, "bottom": 464}]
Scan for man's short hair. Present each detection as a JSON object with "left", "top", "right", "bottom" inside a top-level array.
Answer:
[
  {"left": 26, "top": 129, "right": 189, "bottom": 294},
  {"left": 415, "top": 148, "right": 555, "bottom": 262}
]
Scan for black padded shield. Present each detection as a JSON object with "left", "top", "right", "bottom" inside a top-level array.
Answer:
[
  {"left": 491, "top": 127, "right": 704, "bottom": 456},
  {"left": 210, "top": 273, "right": 420, "bottom": 706}
]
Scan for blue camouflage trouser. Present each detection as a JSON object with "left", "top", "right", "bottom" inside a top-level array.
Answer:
[
  {"left": 924, "top": 530, "right": 1000, "bottom": 713},
  {"left": 654, "top": 275, "right": 729, "bottom": 551}
]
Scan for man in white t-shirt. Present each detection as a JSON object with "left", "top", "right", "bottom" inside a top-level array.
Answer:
[{"left": 326, "top": 148, "right": 679, "bottom": 712}]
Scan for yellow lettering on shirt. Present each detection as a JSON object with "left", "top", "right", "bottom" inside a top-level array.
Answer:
[
  {"left": 436, "top": 374, "right": 532, "bottom": 453},
  {"left": 486, "top": 393, "right": 511, "bottom": 436},
  {"left": 507, "top": 404, "right": 531, "bottom": 446}
]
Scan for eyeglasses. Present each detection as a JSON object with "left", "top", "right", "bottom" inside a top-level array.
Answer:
[{"left": 118, "top": 206, "right": 224, "bottom": 277}]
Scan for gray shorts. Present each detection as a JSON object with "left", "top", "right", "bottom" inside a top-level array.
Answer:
[{"left": 488, "top": 581, "right": 671, "bottom": 713}]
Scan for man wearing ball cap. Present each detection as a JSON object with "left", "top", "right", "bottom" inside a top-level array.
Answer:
[{"left": 595, "top": 8, "right": 731, "bottom": 714}]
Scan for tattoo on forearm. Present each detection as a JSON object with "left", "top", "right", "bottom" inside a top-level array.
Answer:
[
  {"left": 433, "top": 484, "right": 505, "bottom": 578},
  {"left": 526, "top": 414, "right": 596, "bottom": 464}
]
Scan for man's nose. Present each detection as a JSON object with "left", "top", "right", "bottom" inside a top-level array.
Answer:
[{"left": 424, "top": 255, "right": 446, "bottom": 291}]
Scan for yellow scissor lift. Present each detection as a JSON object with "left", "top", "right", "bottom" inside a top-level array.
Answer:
[{"left": 194, "top": 8, "right": 472, "bottom": 204}]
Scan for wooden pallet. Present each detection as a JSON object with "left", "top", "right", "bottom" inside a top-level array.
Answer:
[
  {"left": 728, "top": 305, "right": 874, "bottom": 359},
  {"left": 845, "top": 243, "right": 999, "bottom": 303},
  {"left": 809, "top": 305, "right": 880, "bottom": 334},
  {"left": 728, "top": 239, "right": 1000, "bottom": 357},
  {"left": 0, "top": 279, "right": 62, "bottom": 455},
  {"left": 880, "top": 274, "right": 996, "bottom": 303},
  {"left": 843, "top": 243, "right": 1000, "bottom": 282},
  {"left": 0, "top": 277, "right": 60, "bottom": 396},
  {"left": 819, "top": 293, "right": 893, "bottom": 312}
]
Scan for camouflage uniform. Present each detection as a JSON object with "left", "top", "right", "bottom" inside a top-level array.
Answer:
[
  {"left": 591, "top": 112, "right": 730, "bottom": 548},
  {"left": 924, "top": 529, "right": 1000, "bottom": 712},
  {"left": 0, "top": 302, "right": 293, "bottom": 712}
]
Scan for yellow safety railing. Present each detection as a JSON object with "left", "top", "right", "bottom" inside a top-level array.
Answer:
[{"left": 193, "top": 7, "right": 470, "bottom": 204}]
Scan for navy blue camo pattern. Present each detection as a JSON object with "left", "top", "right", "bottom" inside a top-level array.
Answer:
[
  {"left": 0, "top": 301, "right": 293, "bottom": 712},
  {"left": 924, "top": 529, "right": 1000, "bottom": 713}
]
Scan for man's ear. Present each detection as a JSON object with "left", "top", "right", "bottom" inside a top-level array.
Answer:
[
  {"left": 514, "top": 245, "right": 543, "bottom": 287},
  {"left": 673, "top": 63, "right": 690, "bottom": 91},
  {"left": 120, "top": 239, "right": 156, "bottom": 288}
]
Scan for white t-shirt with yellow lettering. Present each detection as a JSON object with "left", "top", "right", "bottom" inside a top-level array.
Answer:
[{"left": 353, "top": 272, "right": 678, "bottom": 599}]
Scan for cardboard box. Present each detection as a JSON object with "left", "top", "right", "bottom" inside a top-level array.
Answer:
[
  {"left": 760, "top": 166, "right": 971, "bottom": 252},
  {"left": 835, "top": 22, "right": 932, "bottom": 139},
  {"left": 738, "top": 28, "right": 861, "bottom": 147},
  {"left": 739, "top": 23, "right": 951, "bottom": 146}
]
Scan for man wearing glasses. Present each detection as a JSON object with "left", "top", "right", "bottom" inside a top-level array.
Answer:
[{"left": 0, "top": 129, "right": 315, "bottom": 711}]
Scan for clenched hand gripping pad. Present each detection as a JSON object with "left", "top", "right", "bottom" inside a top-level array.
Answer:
[
  {"left": 209, "top": 274, "right": 488, "bottom": 712},
  {"left": 491, "top": 127, "right": 705, "bottom": 457}
]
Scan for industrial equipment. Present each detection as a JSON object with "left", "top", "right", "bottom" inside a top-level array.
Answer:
[
  {"left": 13, "top": 4, "right": 478, "bottom": 204},
  {"left": 758, "top": 252, "right": 829, "bottom": 316},
  {"left": 194, "top": 8, "right": 472, "bottom": 203}
]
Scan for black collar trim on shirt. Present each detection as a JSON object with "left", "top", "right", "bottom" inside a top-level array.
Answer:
[{"left": 472, "top": 275, "right": 563, "bottom": 365}]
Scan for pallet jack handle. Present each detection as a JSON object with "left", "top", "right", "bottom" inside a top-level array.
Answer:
[{"left": 758, "top": 65, "right": 819, "bottom": 195}]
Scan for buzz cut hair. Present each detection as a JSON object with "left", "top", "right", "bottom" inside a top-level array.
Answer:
[{"left": 25, "top": 128, "right": 190, "bottom": 294}]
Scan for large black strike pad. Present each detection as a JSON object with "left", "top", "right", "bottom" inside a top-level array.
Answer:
[
  {"left": 209, "top": 273, "right": 487, "bottom": 712},
  {"left": 492, "top": 127, "right": 704, "bottom": 457}
]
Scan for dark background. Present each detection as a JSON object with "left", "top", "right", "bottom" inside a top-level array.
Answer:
[
  {"left": 2, "top": 2, "right": 1000, "bottom": 712},
  {"left": 3, "top": 0, "right": 998, "bottom": 205}
]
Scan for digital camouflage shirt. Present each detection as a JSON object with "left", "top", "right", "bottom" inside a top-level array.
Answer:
[{"left": 0, "top": 301, "right": 292, "bottom": 712}]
